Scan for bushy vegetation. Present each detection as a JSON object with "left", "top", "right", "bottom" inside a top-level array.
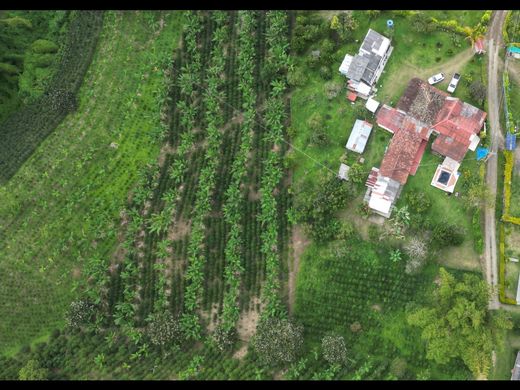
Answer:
[
  {"left": 0, "top": 11, "right": 70, "bottom": 120},
  {"left": 0, "top": 11, "right": 104, "bottom": 183},
  {"left": 407, "top": 268, "right": 513, "bottom": 378}
]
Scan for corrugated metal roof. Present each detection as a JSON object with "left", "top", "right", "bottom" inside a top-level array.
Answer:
[
  {"left": 345, "top": 55, "right": 370, "bottom": 82},
  {"left": 346, "top": 119, "right": 373, "bottom": 153}
]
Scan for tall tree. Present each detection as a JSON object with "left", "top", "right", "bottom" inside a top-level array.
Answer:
[{"left": 407, "top": 268, "right": 513, "bottom": 379}]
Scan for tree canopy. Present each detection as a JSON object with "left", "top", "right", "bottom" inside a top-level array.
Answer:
[{"left": 406, "top": 268, "right": 512, "bottom": 379}]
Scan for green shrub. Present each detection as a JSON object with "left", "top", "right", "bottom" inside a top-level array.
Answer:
[
  {"left": 31, "top": 53, "right": 55, "bottom": 68},
  {"left": 31, "top": 39, "right": 59, "bottom": 54},
  {"left": 432, "top": 223, "right": 466, "bottom": 247},
  {"left": 0, "top": 62, "right": 20, "bottom": 75},
  {"left": 405, "top": 191, "right": 431, "bottom": 214},
  {"left": 319, "top": 65, "right": 331, "bottom": 80}
]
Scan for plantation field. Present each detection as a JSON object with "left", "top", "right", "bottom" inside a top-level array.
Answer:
[
  {"left": 1, "top": 9, "right": 517, "bottom": 381},
  {"left": 0, "top": 10, "right": 185, "bottom": 355},
  {"left": 293, "top": 238, "right": 475, "bottom": 379},
  {"left": 0, "top": 11, "right": 104, "bottom": 183}
]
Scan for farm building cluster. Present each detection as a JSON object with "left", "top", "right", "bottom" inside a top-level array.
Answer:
[
  {"left": 339, "top": 29, "right": 393, "bottom": 99},
  {"left": 339, "top": 29, "right": 487, "bottom": 218}
]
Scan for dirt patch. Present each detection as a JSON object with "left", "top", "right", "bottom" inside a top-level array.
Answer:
[
  {"left": 167, "top": 217, "right": 191, "bottom": 242},
  {"left": 237, "top": 296, "right": 263, "bottom": 342},
  {"left": 350, "top": 321, "right": 362, "bottom": 333},
  {"left": 72, "top": 267, "right": 81, "bottom": 279},
  {"left": 248, "top": 184, "right": 261, "bottom": 201},
  {"left": 289, "top": 225, "right": 310, "bottom": 314},
  {"left": 158, "top": 143, "right": 174, "bottom": 168},
  {"left": 232, "top": 342, "right": 249, "bottom": 360}
]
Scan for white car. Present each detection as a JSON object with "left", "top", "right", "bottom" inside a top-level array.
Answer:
[
  {"left": 428, "top": 72, "right": 445, "bottom": 85},
  {"left": 447, "top": 73, "right": 461, "bottom": 93}
]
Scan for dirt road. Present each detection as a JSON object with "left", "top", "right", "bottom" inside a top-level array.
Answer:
[{"left": 484, "top": 10, "right": 508, "bottom": 310}]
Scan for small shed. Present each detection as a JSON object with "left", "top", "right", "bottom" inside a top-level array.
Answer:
[
  {"left": 365, "top": 97, "right": 380, "bottom": 113},
  {"left": 311, "top": 50, "right": 321, "bottom": 59},
  {"left": 338, "top": 163, "right": 350, "bottom": 180},
  {"left": 346, "top": 119, "right": 373, "bottom": 154},
  {"left": 347, "top": 91, "right": 357, "bottom": 102}
]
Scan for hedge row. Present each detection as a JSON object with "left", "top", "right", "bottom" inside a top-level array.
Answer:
[{"left": 498, "top": 223, "right": 517, "bottom": 304}]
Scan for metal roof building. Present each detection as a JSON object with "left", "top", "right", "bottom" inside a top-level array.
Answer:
[
  {"left": 346, "top": 120, "right": 373, "bottom": 154},
  {"left": 339, "top": 29, "right": 393, "bottom": 99}
]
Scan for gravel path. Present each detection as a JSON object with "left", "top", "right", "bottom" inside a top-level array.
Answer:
[{"left": 484, "top": 10, "right": 508, "bottom": 310}]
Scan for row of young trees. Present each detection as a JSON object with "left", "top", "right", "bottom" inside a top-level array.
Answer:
[
  {"left": 148, "top": 10, "right": 204, "bottom": 315},
  {"left": 258, "top": 11, "right": 290, "bottom": 320},
  {"left": 180, "top": 11, "right": 230, "bottom": 340},
  {"left": 217, "top": 11, "right": 258, "bottom": 340}
]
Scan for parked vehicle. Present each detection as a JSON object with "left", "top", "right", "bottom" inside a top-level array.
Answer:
[
  {"left": 428, "top": 72, "right": 445, "bottom": 85},
  {"left": 447, "top": 73, "right": 461, "bottom": 93}
]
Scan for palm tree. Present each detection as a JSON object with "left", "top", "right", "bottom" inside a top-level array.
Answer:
[
  {"left": 148, "top": 210, "right": 170, "bottom": 235},
  {"left": 390, "top": 249, "right": 402, "bottom": 263}
]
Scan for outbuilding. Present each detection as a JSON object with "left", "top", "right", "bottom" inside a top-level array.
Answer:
[
  {"left": 365, "top": 97, "right": 380, "bottom": 113},
  {"left": 338, "top": 163, "right": 350, "bottom": 180},
  {"left": 346, "top": 119, "right": 373, "bottom": 154}
]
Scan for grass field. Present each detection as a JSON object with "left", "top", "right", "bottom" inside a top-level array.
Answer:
[
  {"left": 291, "top": 10, "right": 486, "bottom": 262},
  {"left": 0, "top": 10, "right": 185, "bottom": 356}
]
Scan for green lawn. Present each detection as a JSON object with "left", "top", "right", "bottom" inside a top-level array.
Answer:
[
  {"left": 0, "top": 10, "right": 185, "bottom": 356},
  {"left": 289, "top": 11, "right": 489, "bottom": 379}
]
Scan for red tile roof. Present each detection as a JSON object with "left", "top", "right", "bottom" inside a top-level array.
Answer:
[
  {"left": 379, "top": 126, "right": 426, "bottom": 185},
  {"left": 374, "top": 78, "right": 486, "bottom": 184},
  {"left": 431, "top": 98, "right": 486, "bottom": 161},
  {"left": 376, "top": 104, "right": 405, "bottom": 133}
]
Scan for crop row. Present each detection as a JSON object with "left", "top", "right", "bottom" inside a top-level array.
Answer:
[
  {"left": 258, "top": 11, "right": 290, "bottom": 320},
  {"left": 218, "top": 11, "right": 259, "bottom": 333},
  {"left": 180, "top": 11, "right": 231, "bottom": 340}
]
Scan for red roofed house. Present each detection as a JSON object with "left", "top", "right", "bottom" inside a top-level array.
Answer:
[{"left": 364, "top": 78, "right": 486, "bottom": 217}]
